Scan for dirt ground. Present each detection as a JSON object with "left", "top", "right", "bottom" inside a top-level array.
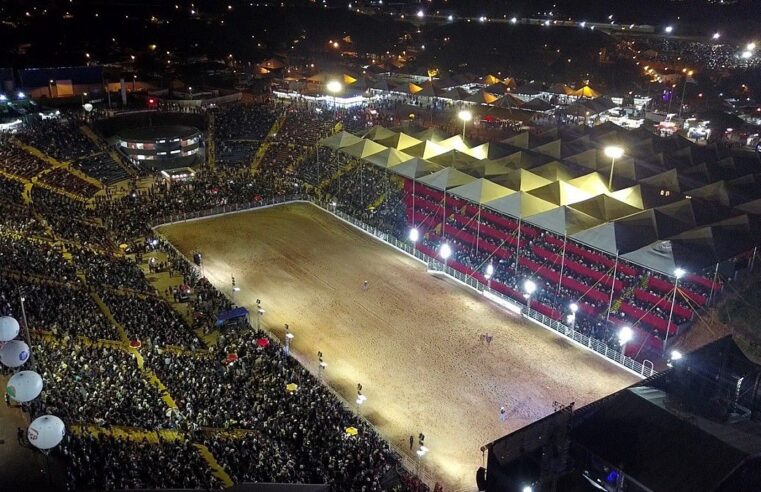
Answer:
[{"left": 158, "top": 203, "right": 637, "bottom": 490}]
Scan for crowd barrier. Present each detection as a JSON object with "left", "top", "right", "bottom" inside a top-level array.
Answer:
[{"left": 151, "top": 196, "right": 657, "bottom": 382}]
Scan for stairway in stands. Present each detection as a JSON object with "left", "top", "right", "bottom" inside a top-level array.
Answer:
[{"left": 80, "top": 125, "right": 137, "bottom": 179}]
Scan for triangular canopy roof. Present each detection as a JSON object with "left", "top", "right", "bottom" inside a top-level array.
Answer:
[
  {"left": 320, "top": 131, "right": 363, "bottom": 149},
  {"left": 376, "top": 132, "right": 422, "bottom": 151},
  {"left": 363, "top": 148, "right": 413, "bottom": 169},
  {"left": 413, "top": 128, "right": 449, "bottom": 143},
  {"left": 429, "top": 149, "right": 480, "bottom": 169},
  {"left": 484, "top": 191, "right": 557, "bottom": 219},
  {"left": 340, "top": 139, "right": 387, "bottom": 158},
  {"left": 522, "top": 98, "right": 554, "bottom": 112},
  {"left": 440, "top": 87, "right": 470, "bottom": 101},
  {"left": 528, "top": 181, "right": 592, "bottom": 206},
  {"left": 568, "top": 172, "right": 612, "bottom": 195},
  {"left": 417, "top": 167, "right": 476, "bottom": 191},
  {"left": 389, "top": 157, "right": 443, "bottom": 179},
  {"left": 438, "top": 135, "right": 472, "bottom": 152},
  {"left": 571, "top": 214, "right": 659, "bottom": 256},
  {"left": 363, "top": 126, "right": 398, "bottom": 141},
  {"left": 531, "top": 161, "right": 577, "bottom": 181},
  {"left": 404, "top": 139, "right": 449, "bottom": 160},
  {"left": 569, "top": 194, "right": 641, "bottom": 222},
  {"left": 547, "top": 83, "right": 575, "bottom": 95},
  {"left": 525, "top": 206, "right": 604, "bottom": 236},
  {"left": 491, "top": 168, "right": 552, "bottom": 191},
  {"left": 449, "top": 178, "right": 514, "bottom": 204},
  {"left": 465, "top": 89, "right": 501, "bottom": 105},
  {"left": 572, "top": 85, "right": 601, "bottom": 98}
]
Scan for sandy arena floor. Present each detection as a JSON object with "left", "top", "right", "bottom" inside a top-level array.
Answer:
[{"left": 158, "top": 203, "right": 637, "bottom": 490}]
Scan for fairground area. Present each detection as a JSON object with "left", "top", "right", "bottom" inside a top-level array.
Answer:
[{"left": 158, "top": 203, "right": 637, "bottom": 489}]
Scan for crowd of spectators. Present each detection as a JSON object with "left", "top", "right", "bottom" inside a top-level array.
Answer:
[
  {"left": 17, "top": 113, "right": 99, "bottom": 162},
  {"left": 214, "top": 104, "right": 278, "bottom": 168},
  {"left": 0, "top": 276, "right": 115, "bottom": 339},
  {"left": 35, "top": 337, "right": 169, "bottom": 428},
  {"left": 61, "top": 433, "right": 221, "bottom": 491},
  {"left": 0, "top": 135, "right": 49, "bottom": 178}
]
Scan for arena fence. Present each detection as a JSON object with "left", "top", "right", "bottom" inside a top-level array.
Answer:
[{"left": 152, "top": 196, "right": 657, "bottom": 380}]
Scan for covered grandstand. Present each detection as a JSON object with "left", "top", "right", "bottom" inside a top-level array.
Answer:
[{"left": 320, "top": 122, "right": 761, "bottom": 359}]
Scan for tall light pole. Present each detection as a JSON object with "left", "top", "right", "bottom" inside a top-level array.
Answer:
[
  {"left": 458, "top": 109, "right": 472, "bottom": 139},
  {"left": 665, "top": 267, "right": 685, "bottom": 350},
  {"left": 604, "top": 145, "right": 624, "bottom": 190},
  {"left": 284, "top": 324, "right": 294, "bottom": 356},
  {"left": 678, "top": 69, "right": 694, "bottom": 118},
  {"left": 326, "top": 80, "right": 342, "bottom": 109}
]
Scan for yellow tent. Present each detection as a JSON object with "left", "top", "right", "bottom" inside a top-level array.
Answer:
[
  {"left": 483, "top": 74, "right": 502, "bottom": 85},
  {"left": 573, "top": 85, "right": 601, "bottom": 98}
]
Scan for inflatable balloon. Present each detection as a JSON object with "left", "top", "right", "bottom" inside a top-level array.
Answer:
[
  {"left": 7, "top": 370, "right": 43, "bottom": 402},
  {"left": 0, "top": 316, "right": 19, "bottom": 342},
  {"left": 28, "top": 415, "right": 65, "bottom": 450},
  {"left": 83, "top": 103, "right": 93, "bottom": 112},
  {"left": 0, "top": 340, "right": 29, "bottom": 368}
]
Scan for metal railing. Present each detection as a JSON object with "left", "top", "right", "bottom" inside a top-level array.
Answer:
[{"left": 153, "top": 197, "right": 656, "bottom": 382}]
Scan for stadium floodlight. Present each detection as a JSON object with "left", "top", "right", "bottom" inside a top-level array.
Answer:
[
  {"left": 713, "top": 32, "right": 721, "bottom": 40},
  {"left": 747, "top": 42, "right": 756, "bottom": 51},
  {"left": 523, "top": 279, "right": 537, "bottom": 296},
  {"left": 458, "top": 110, "right": 472, "bottom": 138},
  {"left": 522, "top": 486, "right": 533, "bottom": 492},
  {"left": 416, "top": 9, "right": 424, "bottom": 18},
  {"left": 0, "top": 94, "right": 7, "bottom": 101},
  {"left": 570, "top": 303, "right": 579, "bottom": 313},
  {"left": 618, "top": 326, "right": 633, "bottom": 345},
  {"left": 447, "top": 15, "right": 453, "bottom": 21},
  {"left": 511, "top": 17, "right": 518, "bottom": 24},
  {"left": 741, "top": 51, "right": 753, "bottom": 59},
  {"left": 665, "top": 25, "right": 673, "bottom": 33},
  {"left": 326, "top": 80, "right": 343, "bottom": 94},
  {"left": 486, "top": 263, "right": 494, "bottom": 278},
  {"left": 674, "top": 267, "right": 686, "bottom": 279},
  {"left": 408, "top": 227, "right": 420, "bottom": 243},
  {"left": 671, "top": 350, "right": 682, "bottom": 361},
  {"left": 439, "top": 242, "right": 452, "bottom": 260},
  {"left": 604, "top": 145, "right": 625, "bottom": 190},
  {"left": 17, "top": 92, "right": 25, "bottom": 99}
]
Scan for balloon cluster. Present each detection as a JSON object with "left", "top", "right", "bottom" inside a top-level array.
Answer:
[{"left": 1, "top": 315, "right": 65, "bottom": 450}]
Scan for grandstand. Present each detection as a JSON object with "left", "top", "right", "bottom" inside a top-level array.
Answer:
[
  {"left": 320, "top": 122, "right": 761, "bottom": 362},
  {"left": 0, "top": 97, "right": 759, "bottom": 492}
]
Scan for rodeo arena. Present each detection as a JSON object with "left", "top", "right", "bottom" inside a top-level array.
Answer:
[{"left": 0, "top": 67, "right": 761, "bottom": 492}]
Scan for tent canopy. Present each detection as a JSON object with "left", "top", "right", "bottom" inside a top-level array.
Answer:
[
  {"left": 340, "top": 139, "right": 387, "bottom": 159},
  {"left": 484, "top": 191, "right": 556, "bottom": 219},
  {"left": 319, "top": 131, "right": 363, "bottom": 149},
  {"left": 525, "top": 205, "right": 604, "bottom": 236},
  {"left": 363, "top": 148, "right": 413, "bottom": 169},
  {"left": 417, "top": 167, "right": 477, "bottom": 191},
  {"left": 390, "top": 157, "right": 444, "bottom": 179},
  {"left": 449, "top": 178, "right": 514, "bottom": 204}
]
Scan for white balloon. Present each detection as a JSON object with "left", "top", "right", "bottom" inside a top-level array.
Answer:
[
  {"left": 7, "top": 370, "right": 43, "bottom": 402},
  {"left": 28, "top": 415, "right": 65, "bottom": 450},
  {"left": 83, "top": 103, "right": 93, "bottom": 112},
  {"left": 0, "top": 340, "right": 29, "bottom": 368},
  {"left": 0, "top": 316, "right": 19, "bottom": 342}
]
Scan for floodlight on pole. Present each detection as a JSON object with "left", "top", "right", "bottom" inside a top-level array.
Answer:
[
  {"left": 458, "top": 109, "right": 472, "bottom": 138},
  {"left": 570, "top": 303, "right": 578, "bottom": 313},
  {"left": 522, "top": 486, "right": 533, "bottom": 492},
  {"left": 604, "top": 145, "right": 624, "bottom": 190},
  {"left": 618, "top": 326, "right": 633, "bottom": 345},
  {"left": 439, "top": 243, "right": 452, "bottom": 260},
  {"left": 523, "top": 279, "right": 537, "bottom": 315},
  {"left": 664, "top": 267, "right": 686, "bottom": 350},
  {"left": 326, "top": 80, "right": 342, "bottom": 109},
  {"left": 408, "top": 227, "right": 420, "bottom": 243},
  {"left": 671, "top": 350, "right": 682, "bottom": 361}
]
